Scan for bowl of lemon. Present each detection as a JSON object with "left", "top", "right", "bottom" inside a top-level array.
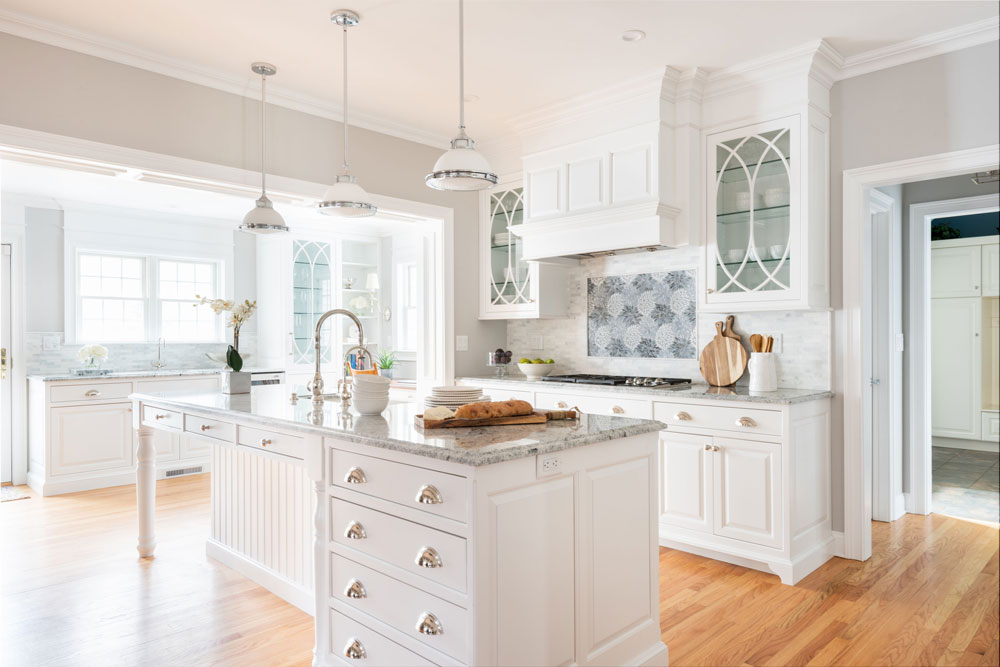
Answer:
[{"left": 518, "top": 358, "right": 556, "bottom": 379}]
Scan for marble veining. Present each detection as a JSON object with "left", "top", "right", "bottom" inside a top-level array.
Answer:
[
  {"left": 460, "top": 376, "right": 833, "bottom": 405},
  {"left": 29, "top": 367, "right": 283, "bottom": 382},
  {"left": 130, "top": 385, "right": 665, "bottom": 466}
]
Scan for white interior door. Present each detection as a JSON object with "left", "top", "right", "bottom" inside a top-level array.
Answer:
[
  {"left": 2, "top": 245, "right": 12, "bottom": 484},
  {"left": 931, "top": 296, "right": 982, "bottom": 439}
]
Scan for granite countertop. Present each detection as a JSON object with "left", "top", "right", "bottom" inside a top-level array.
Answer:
[
  {"left": 130, "top": 385, "right": 665, "bottom": 467},
  {"left": 459, "top": 376, "right": 833, "bottom": 405},
  {"left": 28, "top": 367, "right": 285, "bottom": 381}
]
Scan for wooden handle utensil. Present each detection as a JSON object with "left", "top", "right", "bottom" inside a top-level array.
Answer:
[{"left": 750, "top": 334, "right": 763, "bottom": 353}]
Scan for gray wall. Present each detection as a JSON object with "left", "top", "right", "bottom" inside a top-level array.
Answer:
[
  {"left": 24, "top": 207, "right": 65, "bottom": 331},
  {"left": 829, "top": 40, "right": 1000, "bottom": 529},
  {"left": 0, "top": 32, "right": 505, "bottom": 377}
]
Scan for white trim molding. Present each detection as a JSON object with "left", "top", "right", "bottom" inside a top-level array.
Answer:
[{"left": 842, "top": 144, "right": 1000, "bottom": 561}]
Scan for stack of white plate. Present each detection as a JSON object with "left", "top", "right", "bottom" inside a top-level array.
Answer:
[
  {"left": 424, "top": 386, "right": 491, "bottom": 410},
  {"left": 352, "top": 375, "right": 391, "bottom": 415}
]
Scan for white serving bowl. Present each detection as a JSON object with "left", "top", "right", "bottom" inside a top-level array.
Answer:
[
  {"left": 353, "top": 375, "right": 390, "bottom": 387},
  {"left": 725, "top": 248, "right": 744, "bottom": 263},
  {"left": 352, "top": 385, "right": 389, "bottom": 397},
  {"left": 769, "top": 244, "right": 786, "bottom": 260},
  {"left": 518, "top": 362, "right": 555, "bottom": 379},
  {"left": 354, "top": 395, "right": 389, "bottom": 415}
]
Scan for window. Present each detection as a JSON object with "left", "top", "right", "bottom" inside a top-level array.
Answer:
[
  {"left": 395, "top": 263, "right": 419, "bottom": 352},
  {"left": 76, "top": 252, "right": 222, "bottom": 343}
]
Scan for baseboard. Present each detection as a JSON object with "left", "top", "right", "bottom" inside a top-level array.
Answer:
[
  {"left": 933, "top": 436, "right": 999, "bottom": 453},
  {"left": 205, "top": 538, "right": 314, "bottom": 615},
  {"left": 25, "top": 458, "right": 211, "bottom": 496},
  {"left": 829, "top": 531, "right": 846, "bottom": 558}
]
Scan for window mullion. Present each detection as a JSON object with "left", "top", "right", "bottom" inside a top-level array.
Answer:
[{"left": 149, "top": 256, "right": 159, "bottom": 343}]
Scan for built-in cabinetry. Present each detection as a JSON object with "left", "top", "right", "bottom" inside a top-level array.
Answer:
[
  {"left": 27, "top": 374, "right": 219, "bottom": 495},
  {"left": 479, "top": 177, "right": 568, "bottom": 319},
  {"left": 931, "top": 236, "right": 999, "bottom": 442},
  {"left": 460, "top": 378, "right": 833, "bottom": 585}
]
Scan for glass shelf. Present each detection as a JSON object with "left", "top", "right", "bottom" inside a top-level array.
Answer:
[
  {"left": 719, "top": 257, "right": 790, "bottom": 268},
  {"left": 716, "top": 203, "right": 790, "bottom": 225}
]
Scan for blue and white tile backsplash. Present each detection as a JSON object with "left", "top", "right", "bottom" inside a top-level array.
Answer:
[{"left": 587, "top": 270, "right": 697, "bottom": 359}]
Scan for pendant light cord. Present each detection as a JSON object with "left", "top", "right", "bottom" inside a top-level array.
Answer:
[
  {"left": 261, "top": 72, "right": 268, "bottom": 197},
  {"left": 343, "top": 25, "right": 350, "bottom": 172},
  {"left": 458, "top": 0, "right": 465, "bottom": 132}
]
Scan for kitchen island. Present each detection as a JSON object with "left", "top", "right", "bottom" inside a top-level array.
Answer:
[{"left": 131, "top": 385, "right": 669, "bottom": 667}]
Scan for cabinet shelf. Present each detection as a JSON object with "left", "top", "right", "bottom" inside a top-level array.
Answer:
[
  {"left": 719, "top": 257, "right": 791, "bottom": 269},
  {"left": 716, "top": 204, "right": 790, "bottom": 225}
]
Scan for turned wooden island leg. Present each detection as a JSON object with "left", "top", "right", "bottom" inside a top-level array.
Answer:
[{"left": 136, "top": 424, "right": 157, "bottom": 558}]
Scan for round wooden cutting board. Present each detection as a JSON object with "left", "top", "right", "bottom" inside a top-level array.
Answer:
[{"left": 699, "top": 319, "right": 749, "bottom": 387}]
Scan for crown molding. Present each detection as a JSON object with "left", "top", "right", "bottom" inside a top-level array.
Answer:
[
  {"left": 0, "top": 9, "right": 451, "bottom": 149},
  {"left": 836, "top": 16, "right": 999, "bottom": 81}
]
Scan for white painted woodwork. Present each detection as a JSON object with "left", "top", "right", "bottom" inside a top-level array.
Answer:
[
  {"left": 136, "top": 424, "right": 157, "bottom": 558},
  {"left": 527, "top": 168, "right": 562, "bottom": 219},
  {"left": 238, "top": 425, "right": 305, "bottom": 461},
  {"left": 713, "top": 438, "right": 782, "bottom": 549},
  {"left": 659, "top": 431, "right": 714, "bottom": 533},
  {"left": 986, "top": 296, "right": 999, "bottom": 411},
  {"left": 568, "top": 157, "right": 604, "bottom": 211},
  {"left": 983, "top": 242, "right": 1000, "bottom": 297},
  {"left": 982, "top": 412, "right": 1000, "bottom": 442},
  {"left": 611, "top": 146, "right": 651, "bottom": 203},
  {"left": 328, "top": 608, "right": 436, "bottom": 667},
  {"left": 50, "top": 381, "right": 132, "bottom": 403},
  {"left": 932, "top": 244, "right": 982, "bottom": 297},
  {"left": 931, "top": 296, "right": 982, "bottom": 440},
  {"left": 142, "top": 405, "right": 182, "bottom": 430},
  {"left": 534, "top": 390, "right": 653, "bottom": 418},
  {"left": 653, "top": 401, "right": 782, "bottom": 437},
  {"left": 48, "top": 402, "right": 134, "bottom": 475}
]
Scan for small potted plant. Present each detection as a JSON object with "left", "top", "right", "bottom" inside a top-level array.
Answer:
[
  {"left": 376, "top": 350, "right": 396, "bottom": 380},
  {"left": 197, "top": 296, "right": 257, "bottom": 394}
]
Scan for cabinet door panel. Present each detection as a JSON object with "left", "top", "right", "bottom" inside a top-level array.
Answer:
[
  {"left": 713, "top": 438, "right": 782, "bottom": 548},
  {"left": 179, "top": 436, "right": 213, "bottom": 459},
  {"left": 931, "top": 245, "right": 981, "bottom": 297},
  {"left": 659, "top": 432, "right": 713, "bottom": 533},
  {"left": 983, "top": 243, "right": 1000, "bottom": 297},
  {"left": 49, "top": 403, "right": 134, "bottom": 475},
  {"left": 153, "top": 430, "right": 179, "bottom": 462},
  {"left": 932, "top": 297, "right": 981, "bottom": 439}
]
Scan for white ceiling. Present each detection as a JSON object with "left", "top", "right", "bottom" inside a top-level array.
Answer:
[{"left": 2, "top": 1, "right": 998, "bottom": 144}]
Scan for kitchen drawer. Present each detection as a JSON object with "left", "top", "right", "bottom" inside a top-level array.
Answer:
[
  {"left": 134, "top": 376, "right": 219, "bottom": 394},
  {"left": 331, "top": 553, "right": 468, "bottom": 662},
  {"left": 330, "top": 499, "right": 467, "bottom": 594},
  {"left": 329, "top": 608, "right": 435, "bottom": 667},
  {"left": 535, "top": 391, "right": 653, "bottom": 418},
  {"left": 983, "top": 412, "right": 1000, "bottom": 442},
  {"left": 330, "top": 449, "right": 468, "bottom": 523},
  {"left": 184, "top": 414, "right": 234, "bottom": 443},
  {"left": 238, "top": 425, "right": 304, "bottom": 461},
  {"left": 654, "top": 401, "right": 782, "bottom": 438},
  {"left": 142, "top": 405, "right": 183, "bottom": 430},
  {"left": 51, "top": 382, "right": 132, "bottom": 404}
]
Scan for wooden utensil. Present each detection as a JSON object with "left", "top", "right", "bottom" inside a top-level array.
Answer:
[
  {"left": 699, "top": 321, "right": 749, "bottom": 387},
  {"left": 724, "top": 315, "right": 741, "bottom": 340},
  {"left": 416, "top": 411, "right": 548, "bottom": 429},
  {"left": 765, "top": 336, "right": 774, "bottom": 353},
  {"left": 750, "top": 334, "right": 764, "bottom": 353}
]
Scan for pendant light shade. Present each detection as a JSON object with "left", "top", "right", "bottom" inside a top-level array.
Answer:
[
  {"left": 240, "top": 62, "right": 289, "bottom": 234},
  {"left": 318, "top": 10, "right": 376, "bottom": 218},
  {"left": 425, "top": 0, "right": 497, "bottom": 192}
]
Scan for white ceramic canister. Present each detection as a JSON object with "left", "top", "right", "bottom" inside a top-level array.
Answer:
[{"left": 748, "top": 352, "right": 778, "bottom": 392}]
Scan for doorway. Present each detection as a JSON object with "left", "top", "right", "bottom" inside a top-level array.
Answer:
[{"left": 2, "top": 243, "right": 11, "bottom": 484}]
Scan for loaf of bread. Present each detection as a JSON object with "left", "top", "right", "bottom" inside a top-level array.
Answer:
[{"left": 453, "top": 399, "right": 534, "bottom": 420}]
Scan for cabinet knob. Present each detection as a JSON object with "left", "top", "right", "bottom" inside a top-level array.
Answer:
[
  {"left": 674, "top": 411, "right": 692, "bottom": 421},
  {"left": 707, "top": 288, "right": 715, "bottom": 294},
  {"left": 556, "top": 401, "right": 568, "bottom": 409},
  {"left": 704, "top": 444, "right": 711, "bottom": 451},
  {"left": 344, "top": 521, "right": 367, "bottom": 540},
  {"left": 200, "top": 424, "right": 211, "bottom": 432},
  {"left": 259, "top": 438, "right": 271, "bottom": 447},
  {"left": 415, "top": 546, "right": 443, "bottom": 569},
  {"left": 343, "top": 638, "right": 366, "bottom": 660},
  {"left": 416, "top": 484, "right": 443, "bottom": 505},
  {"left": 737, "top": 416, "right": 756, "bottom": 428},
  {"left": 611, "top": 405, "right": 625, "bottom": 414},
  {"left": 85, "top": 389, "right": 101, "bottom": 397},
  {"left": 713, "top": 445, "right": 720, "bottom": 452},
  {"left": 154, "top": 414, "right": 167, "bottom": 420},
  {"left": 344, "top": 467, "right": 367, "bottom": 484},
  {"left": 416, "top": 612, "right": 444, "bottom": 636},
  {"left": 344, "top": 578, "right": 367, "bottom": 599}
]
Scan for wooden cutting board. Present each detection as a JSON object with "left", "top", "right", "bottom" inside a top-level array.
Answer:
[
  {"left": 415, "top": 409, "right": 577, "bottom": 429},
  {"left": 699, "top": 320, "right": 749, "bottom": 387}
]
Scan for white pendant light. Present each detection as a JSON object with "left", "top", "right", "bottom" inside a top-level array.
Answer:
[
  {"left": 240, "top": 62, "right": 289, "bottom": 234},
  {"left": 426, "top": 0, "right": 497, "bottom": 191},
  {"left": 318, "top": 10, "right": 377, "bottom": 218}
]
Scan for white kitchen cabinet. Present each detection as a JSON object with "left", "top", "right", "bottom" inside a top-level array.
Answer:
[
  {"left": 931, "top": 296, "right": 982, "bottom": 440},
  {"left": 479, "top": 178, "right": 568, "bottom": 319},
  {"left": 982, "top": 242, "right": 1000, "bottom": 297},
  {"left": 931, "top": 243, "right": 982, "bottom": 298},
  {"left": 712, "top": 437, "right": 782, "bottom": 549},
  {"left": 659, "top": 431, "right": 713, "bottom": 534},
  {"left": 703, "top": 113, "right": 829, "bottom": 312},
  {"left": 48, "top": 403, "right": 134, "bottom": 476}
]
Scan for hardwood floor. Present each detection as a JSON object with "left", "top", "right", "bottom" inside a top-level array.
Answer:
[{"left": 2, "top": 475, "right": 997, "bottom": 666}]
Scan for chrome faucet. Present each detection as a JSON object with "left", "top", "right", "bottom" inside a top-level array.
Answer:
[
  {"left": 152, "top": 337, "right": 166, "bottom": 369},
  {"left": 309, "top": 309, "right": 373, "bottom": 407}
]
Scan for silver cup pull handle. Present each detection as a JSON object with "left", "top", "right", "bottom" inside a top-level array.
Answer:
[
  {"left": 344, "top": 466, "right": 367, "bottom": 484},
  {"left": 344, "top": 521, "right": 367, "bottom": 540},
  {"left": 415, "top": 546, "right": 443, "bottom": 569},
  {"left": 85, "top": 389, "right": 101, "bottom": 397},
  {"left": 415, "top": 484, "right": 443, "bottom": 505},
  {"left": 416, "top": 612, "right": 444, "bottom": 636},
  {"left": 344, "top": 578, "right": 367, "bottom": 599},
  {"left": 674, "top": 411, "right": 692, "bottom": 421},
  {"left": 343, "top": 638, "right": 366, "bottom": 660},
  {"left": 737, "top": 416, "right": 756, "bottom": 428}
]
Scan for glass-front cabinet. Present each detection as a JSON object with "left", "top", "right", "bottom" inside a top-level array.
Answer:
[
  {"left": 704, "top": 114, "right": 827, "bottom": 311},
  {"left": 291, "top": 240, "right": 333, "bottom": 365}
]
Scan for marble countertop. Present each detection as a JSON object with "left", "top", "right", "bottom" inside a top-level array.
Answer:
[
  {"left": 29, "top": 367, "right": 285, "bottom": 381},
  {"left": 130, "top": 385, "right": 665, "bottom": 467},
  {"left": 459, "top": 376, "right": 833, "bottom": 405}
]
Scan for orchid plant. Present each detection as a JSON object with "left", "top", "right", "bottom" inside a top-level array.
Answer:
[{"left": 196, "top": 296, "right": 257, "bottom": 355}]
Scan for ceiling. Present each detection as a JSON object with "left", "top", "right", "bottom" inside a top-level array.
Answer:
[{"left": 2, "top": 1, "right": 997, "bottom": 144}]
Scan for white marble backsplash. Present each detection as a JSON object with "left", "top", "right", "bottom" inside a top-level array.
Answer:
[
  {"left": 24, "top": 332, "right": 258, "bottom": 376},
  {"left": 507, "top": 248, "right": 831, "bottom": 390}
]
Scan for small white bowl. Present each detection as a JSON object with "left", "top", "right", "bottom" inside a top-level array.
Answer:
[
  {"left": 353, "top": 375, "right": 390, "bottom": 386},
  {"left": 518, "top": 362, "right": 555, "bottom": 379},
  {"left": 725, "top": 248, "right": 744, "bottom": 263},
  {"left": 769, "top": 244, "right": 786, "bottom": 260},
  {"left": 354, "top": 395, "right": 389, "bottom": 415}
]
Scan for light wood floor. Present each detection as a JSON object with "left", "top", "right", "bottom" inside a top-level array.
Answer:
[{"left": 1, "top": 475, "right": 997, "bottom": 667}]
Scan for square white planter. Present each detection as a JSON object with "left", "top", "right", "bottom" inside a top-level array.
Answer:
[{"left": 221, "top": 370, "right": 251, "bottom": 394}]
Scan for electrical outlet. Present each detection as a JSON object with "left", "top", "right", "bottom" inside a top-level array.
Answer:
[
  {"left": 455, "top": 335, "right": 469, "bottom": 352},
  {"left": 537, "top": 454, "right": 561, "bottom": 477},
  {"left": 42, "top": 334, "right": 61, "bottom": 351}
]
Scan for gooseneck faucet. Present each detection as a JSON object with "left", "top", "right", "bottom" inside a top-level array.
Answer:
[{"left": 309, "top": 309, "right": 374, "bottom": 406}]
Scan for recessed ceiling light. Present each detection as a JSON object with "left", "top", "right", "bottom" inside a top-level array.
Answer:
[{"left": 621, "top": 29, "right": 646, "bottom": 42}]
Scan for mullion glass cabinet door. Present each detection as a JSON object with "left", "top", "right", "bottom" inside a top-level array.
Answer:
[
  {"left": 711, "top": 122, "right": 794, "bottom": 298},
  {"left": 291, "top": 240, "right": 333, "bottom": 365},
  {"left": 488, "top": 187, "right": 532, "bottom": 306}
]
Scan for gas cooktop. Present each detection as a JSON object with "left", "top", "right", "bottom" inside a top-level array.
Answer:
[{"left": 540, "top": 374, "right": 691, "bottom": 388}]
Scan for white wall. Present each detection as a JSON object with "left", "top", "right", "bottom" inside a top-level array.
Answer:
[
  {"left": 24, "top": 206, "right": 64, "bottom": 331},
  {"left": 0, "top": 32, "right": 505, "bottom": 377},
  {"left": 829, "top": 40, "right": 1000, "bottom": 529}
]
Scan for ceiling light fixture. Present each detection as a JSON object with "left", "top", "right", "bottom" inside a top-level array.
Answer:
[
  {"left": 318, "top": 10, "right": 377, "bottom": 218},
  {"left": 425, "top": 0, "right": 497, "bottom": 192},
  {"left": 971, "top": 170, "right": 999, "bottom": 185},
  {"left": 240, "top": 62, "right": 289, "bottom": 233},
  {"left": 621, "top": 29, "right": 646, "bottom": 42}
]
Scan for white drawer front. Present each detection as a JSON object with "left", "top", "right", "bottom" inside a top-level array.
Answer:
[
  {"left": 330, "top": 499, "right": 467, "bottom": 594},
  {"left": 329, "top": 608, "right": 435, "bottom": 667},
  {"left": 331, "top": 553, "right": 468, "bottom": 662},
  {"left": 51, "top": 382, "right": 132, "bottom": 403},
  {"left": 142, "top": 405, "right": 183, "bottom": 430},
  {"left": 983, "top": 412, "right": 1000, "bottom": 442},
  {"left": 238, "top": 425, "right": 304, "bottom": 461},
  {"left": 330, "top": 449, "right": 468, "bottom": 523},
  {"left": 184, "top": 414, "right": 234, "bottom": 443},
  {"left": 535, "top": 391, "right": 653, "bottom": 418},
  {"left": 654, "top": 401, "right": 782, "bottom": 437}
]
